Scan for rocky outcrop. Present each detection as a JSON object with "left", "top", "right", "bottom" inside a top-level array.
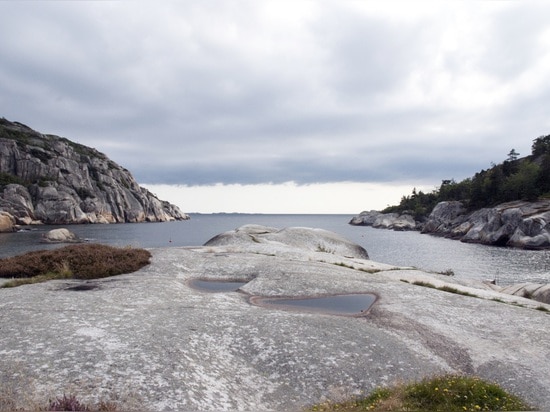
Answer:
[
  {"left": 0, "top": 118, "right": 189, "bottom": 225},
  {"left": 205, "top": 224, "right": 370, "bottom": 259},
  {"left": 351, "top": 200, "right": 550, "bottom": 249},
  {"left": 421, "top": 199, "right": 550, "bottom": 249},
  {"left": 1, "top": 227, "right": 550, "bottom": 411},
  {"left": 349, "top": 210, "right": 417, "bottom": 231}
]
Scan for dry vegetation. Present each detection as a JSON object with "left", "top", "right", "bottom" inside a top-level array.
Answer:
[{"left": 0, "top": 243, "right": 151, "bottom": 287}]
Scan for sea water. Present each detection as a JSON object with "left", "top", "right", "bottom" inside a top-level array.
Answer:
[{"left": 1, "top": 213, "right": 549, "bottom": 285}]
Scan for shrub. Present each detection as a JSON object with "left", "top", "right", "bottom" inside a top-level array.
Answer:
[
  {"left": 309, "top": 374, "right": 533, "bottom": 411},
  {"left": 48, "top": 394, "right": 90, "bottom": 411},
  {"left": 0, "top": 244, "right": 151, "bottom": 287}
]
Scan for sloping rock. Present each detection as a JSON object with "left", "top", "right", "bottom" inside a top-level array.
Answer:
[
  {"left": 1, "top": 226, "right": 549, "bottom": 411},
  {"left": 0, "top": 118, "right": 189, "bottom": 224},
  {"left": 498, "top": 283, "right": 550, "bottom": 304},
  {"left": 205, "top": 224, "right": 369, "bottom": 259},
  {"left": 42, "top": 228, "right": 80, "bottom": 243}
]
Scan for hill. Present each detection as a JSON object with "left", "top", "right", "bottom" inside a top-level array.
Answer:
[
  {"left": 0, "top": 118, "right": 188, "bottom": 228},
  {"left": 350, "top": 135, "right": 550, "bottom": 249},
  {"left": 382, "top": 135, "right": 550, "bottom": 219}
]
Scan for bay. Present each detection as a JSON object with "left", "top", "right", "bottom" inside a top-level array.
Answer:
[{"left": 1, "top": 213, "right": 549, "bottom": 286}]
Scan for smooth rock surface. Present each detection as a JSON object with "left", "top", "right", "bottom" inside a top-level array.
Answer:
[
  {"left": 42, "top": 228, "right": 80, "bottom": 243},
  {"left": 1, "top": 226, "right": 549, "bottom": 411},
  {"left": 499, "top": 282, "right": 550, "bottom": 304}
]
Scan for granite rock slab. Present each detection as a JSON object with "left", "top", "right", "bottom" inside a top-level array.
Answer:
[{"left": 1, "top": 226, "right": 549, "bottom": 411}]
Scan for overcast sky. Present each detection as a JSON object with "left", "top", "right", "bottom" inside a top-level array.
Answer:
[{"left": 2, "top": 1, "right": 550, "bottom": 213}]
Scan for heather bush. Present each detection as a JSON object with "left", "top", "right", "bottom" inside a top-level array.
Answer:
[
  {"left": 0, "top": 244, "right": 151, "bottom": 287},
  {"left": 48, "top": 394, "right": 90, "bottom": 411}
]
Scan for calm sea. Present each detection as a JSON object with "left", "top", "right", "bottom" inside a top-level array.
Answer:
[{"left": 1, "top": 213, "right": 549, "bottom": 286}]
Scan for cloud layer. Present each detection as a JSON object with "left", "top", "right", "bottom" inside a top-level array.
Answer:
[{"left": 2, "top": 1, "right": 550, "bottom": 191}]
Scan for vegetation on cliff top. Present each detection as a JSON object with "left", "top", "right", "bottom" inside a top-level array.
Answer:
[
  {"left": 0, "top": 244, "right": 151, "bottom": 287},
  {"left": 383, "top": 135, "right": 550, "bottom": 219}
]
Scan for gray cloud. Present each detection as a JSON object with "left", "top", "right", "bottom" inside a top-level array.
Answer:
[{"left": 1, "top": 1, "right": 550, "bottom": 189}]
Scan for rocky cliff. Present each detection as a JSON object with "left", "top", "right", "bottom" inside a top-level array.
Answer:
[
  {"left": 350, "top": 199, "right": 550, "bottom": 249},
  {"left": 421, "top": 199, "right": 550, "bottom": 249},
  {"left": 0, "top": 118, "right": 188, "bottom": 228}
]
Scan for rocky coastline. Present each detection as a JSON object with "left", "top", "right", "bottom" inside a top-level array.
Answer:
[
  {"left": 0, "top": 118, "right": 188, "bottom": 230},
  {"left": 350, "top": 199, "right": 550, "bottom": 249},
  {"left": 1, "top": 225, "right": 549, "bottom": 411}
]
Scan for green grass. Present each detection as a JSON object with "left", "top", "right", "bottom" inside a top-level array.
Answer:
[
  {"left": 308, "top": 374, "right": 534, "bottom": 411},
  {"left": 0, "top": 244, "right": 151, "bottom": 287}
]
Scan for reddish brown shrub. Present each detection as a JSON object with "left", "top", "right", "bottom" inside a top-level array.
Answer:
[{"left": 0, "top": 244, "right": 151, "bottom": 280}]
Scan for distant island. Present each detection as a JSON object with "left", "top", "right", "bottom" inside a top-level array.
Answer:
[
  {"left": 0, "top": 118, "right": 188, "bottom": 231},
  {"left": 351, "top": 134, "right": 550, "bottom": 249}
]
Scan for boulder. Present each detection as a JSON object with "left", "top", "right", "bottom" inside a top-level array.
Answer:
[
  {"left": 421, "top": 201, "right": 467, "bottom": 236},
  {"left": 42, "top": 228, "right": 80, "bottom": 243},
  {"left": 205, "top": 224, "right": 370, "bottom": 259},
  {"left": 349, "top": 210, "right": 382, "bottom": 226},
  {"left": 0, "top": 211, "right": 15, "bottom": 232}
]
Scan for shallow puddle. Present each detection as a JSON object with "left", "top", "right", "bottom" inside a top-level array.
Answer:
[
  {"left": 253, "top": 293, "right": 376, "bottom": 316},
  {"left": 188, "top": 279, "right": 248, "bottom": 292}
]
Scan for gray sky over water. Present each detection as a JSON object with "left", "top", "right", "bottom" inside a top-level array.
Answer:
[{"left": 2, "top": 1, "right": 550, "bottom": 212}]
